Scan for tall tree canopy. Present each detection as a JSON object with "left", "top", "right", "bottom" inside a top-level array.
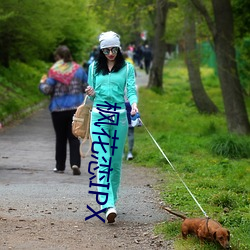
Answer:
[
  {"left": 90, "top": 0, "right": 155, "bottom": 47},
  {"left": 0, "top": 0, "right": 98, "bottom": 67},
  {"left": 0, "top": 0, "right": 249, "bottom": 134}
]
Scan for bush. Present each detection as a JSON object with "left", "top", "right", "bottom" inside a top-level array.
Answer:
[
  {"left": 0, "top": 60, "right": 49, "bottom": 123},
  {"left": 210, "top": 134, "right": 250, "bottom": 159},
  {"left": 210, "top": 191, "right": 237, "bottom": 209}
]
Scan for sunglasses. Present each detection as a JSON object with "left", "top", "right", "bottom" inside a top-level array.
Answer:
[{"left": 102, "top": 47, "right": 119, "bottom": 55}]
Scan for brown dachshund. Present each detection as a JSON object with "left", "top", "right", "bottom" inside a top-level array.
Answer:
[{"left": 162, "top": 207, "right": 231, "bottom": 249}]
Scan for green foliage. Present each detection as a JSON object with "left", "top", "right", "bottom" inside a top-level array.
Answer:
[
  {"left": 232, "top": 0, "right": 250, "bottom": 39},
  {"left": 0, "top": 60, "right": 49, "bottom": 122},
  {"left": 210, "top": 191, "right": 238, "bottom": 209},
  {"left": 0, "top": 0, "right": 100, "bottom": 66},
  {"left": 210, "top": 134, "right": 250, "bottom": 159},
  {"left": 236, "top": 37, "right": 250, "bottom": 95},
  {"left": 165, "top": 2, "right": 184, "bottom": 44},
  {"left": 129, "top": 58, "right": 250, "bottom": 249},
  {"left": 154, "top": 221, "right": 181, "bottom": 240},
  {"left": 90, "top": 0, "right": 156, "bottom": 46},
  {"left": 165, "top": 0, "right": 213, "bottom": 45}
]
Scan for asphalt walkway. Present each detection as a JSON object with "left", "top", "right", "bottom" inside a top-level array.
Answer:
[{"left": 0, "top": 69, "right": 172, "bottom": 249}]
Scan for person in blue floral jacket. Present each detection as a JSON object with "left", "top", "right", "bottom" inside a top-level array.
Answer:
[{"left": 39, "top": 45, "right": 88, "bottom": 175}]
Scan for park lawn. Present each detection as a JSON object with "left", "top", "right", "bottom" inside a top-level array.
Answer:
[
  {"left": 129, "top": 58, "right": 250, "bottom": 250},
  {"left": 1, "top": 57, "right": 249, "bottom": 249}
]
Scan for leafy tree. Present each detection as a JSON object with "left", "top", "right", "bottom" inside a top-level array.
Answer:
[
  {"left": 148, "top": 0, "right": 177, "bottom": 89},
  {"left": 232, "top": 0, "right": 250, "bottom": 95},
  {"left": 90, "top": 0, "right": 155, "bottom": 47},
  {"left": 0, "top": 0, "right": 57, "bottom": 66},
  {"left": 53, "top": 1, "right": 99, "bottom": 62},
  {"left": 164, "top": 1, "right": 184, "bottom": 44},
  {"left": 183, "top": 1, "right": 218, "bottom": 114},
  {"left": 232, "top": 0, "right": 250, "bottom": 40},
  {"left": 190, "top": 0, "right": 250, "bottom": 134},
  {"left": 0, "top": 0, "right": 99, "bottom": 67}
]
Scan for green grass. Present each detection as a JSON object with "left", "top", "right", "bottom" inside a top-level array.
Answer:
[
  {"left": 129, "top": 58, "right": 250, "bottom": 250},
  {"left": 1, "top": 57, "right": 249, "bottom": 249},
  {"left": 0, "top": 60, "right": 50, "bottom": 123}
]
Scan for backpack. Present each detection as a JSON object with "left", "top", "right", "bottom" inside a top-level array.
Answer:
[{"left": 72, "top": 95, "right": 93, "bottom": 158}]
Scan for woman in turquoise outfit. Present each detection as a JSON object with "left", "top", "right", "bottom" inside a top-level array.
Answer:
[{"left": 86, "top": 31, "right": 138, "bottom": 223}]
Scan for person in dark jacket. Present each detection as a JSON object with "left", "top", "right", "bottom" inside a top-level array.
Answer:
[{"left": 143, "top": 44, "right": 152, "bottom": 74}]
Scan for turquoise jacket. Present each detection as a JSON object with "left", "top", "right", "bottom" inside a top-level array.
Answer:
[{"left": 87, "top": 62, "right": 138, "bottom": 109}]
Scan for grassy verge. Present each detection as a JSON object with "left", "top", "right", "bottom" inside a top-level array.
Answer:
[
  {"left": 0, "top": 60, "right": 50, "bottom": 125},
  {"left": 1, "top": 58, "right": 249, "bottom": 249},
  {"left": 129, "top": 59, "right": 250, "bottom": 250}
]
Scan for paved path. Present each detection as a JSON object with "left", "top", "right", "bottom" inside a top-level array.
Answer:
[
  {"left": 0, "top": 71, "right": 173, "bottom": 249},
  {"left": 135, "top": 68, "right": 149, "bottom": 88}
]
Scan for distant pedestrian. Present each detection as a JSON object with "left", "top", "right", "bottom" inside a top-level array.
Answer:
[
  {"left": 87, "top": 46, "right": 99, "bottom": 70},
  {"left": 39, "top": 45, "right": 88, "bottom": 175},
  {"left": 143, "top": 44, "right": 152, "bottom": 74},
  {"left": 134, "top": 45, "right": 144, "bottom": 69},
  {"left": 123, "top": 51, "right": 137, "bottom": 160}
]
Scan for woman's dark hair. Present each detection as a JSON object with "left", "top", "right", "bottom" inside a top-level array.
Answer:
[
  {"left": 95, "top": 48, "right": 126, "bottom": 75},
  {"left": 54, "top": 45, "right": 73, "bottom": 63}
]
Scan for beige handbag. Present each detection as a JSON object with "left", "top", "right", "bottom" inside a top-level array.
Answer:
[{"left": 72, "top": 95, "right": 92, "bottom": 158}]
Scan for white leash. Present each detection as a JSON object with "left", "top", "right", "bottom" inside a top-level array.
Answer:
[{"left": 139, "top": 118, "right": 209, "bottom": 218}]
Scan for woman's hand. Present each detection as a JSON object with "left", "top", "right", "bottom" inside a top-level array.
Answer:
[
  {"left": 40, "top": 74, "right": 47, "bottom": 83},
  {"left": 85, "top": 86, "right": 96, "bottom": 97},
  {"left": 131, "top": 103, "right": 138, "bottom": 116}
]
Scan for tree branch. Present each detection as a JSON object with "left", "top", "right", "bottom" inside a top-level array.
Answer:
[{"left": 190, "top": 0, "right": 216, "bottom": 37}]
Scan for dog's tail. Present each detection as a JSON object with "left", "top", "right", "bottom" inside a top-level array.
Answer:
[{"left": 162, "top": 206, "right": 187, "bottom": 220}]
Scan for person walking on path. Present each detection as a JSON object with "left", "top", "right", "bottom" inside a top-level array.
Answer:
[
  {"left": 85, "top": 31, "right": 138, "bottom": 223},
  {"left": 39, "top": 45, "right": 88, "bottom": 175},
  {"left": 143, "top": 44, "right": 153, "bottom": 75},
  {"left": 123, "top": 51, "right": 137, "bottom": 160}
]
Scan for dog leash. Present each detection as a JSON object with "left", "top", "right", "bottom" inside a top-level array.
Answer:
[{"left": 139, "top": 118, "right": 209, "bottom": 218}]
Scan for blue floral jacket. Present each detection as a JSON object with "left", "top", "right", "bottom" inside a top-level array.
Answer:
[{"left": 39, "top": 67, "right": 88, "bottom": 112}]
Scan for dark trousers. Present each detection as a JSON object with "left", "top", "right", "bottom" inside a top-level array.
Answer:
[
  {"left": 127, "top": 127, "right": 134, "bottom": 152},
  {"left": 51, "top": 110, "right": 80, "bottom": 171},
  {"left": 144, "top": 59, "right": 151, "bottom": 74},
  {"left": 125, "top": 102, "right": 134, "bottom": 153}
]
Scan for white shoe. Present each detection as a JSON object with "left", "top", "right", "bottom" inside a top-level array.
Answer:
[
  {"left": 106, "top": 207, "right": 117, "bottom": 223},
  {"left": 127, "top": 152, "right": 133, "bottom": 160},
  {"left": 53, "top": 168, "right": 64, "bottom": 173}
]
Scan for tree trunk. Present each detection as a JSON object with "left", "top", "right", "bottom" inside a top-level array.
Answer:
[
  {"left": 184, "top": 4, "right": 218, "bottom": 114},
  {"left": 191, "top": 0, "right": 250, "bottom": 134},
  {"left": 147, "top": 0, "right": 169, "bottom": 89},
  {"left": 212, "top": 0, "right": 250, "bottom": 134}
]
